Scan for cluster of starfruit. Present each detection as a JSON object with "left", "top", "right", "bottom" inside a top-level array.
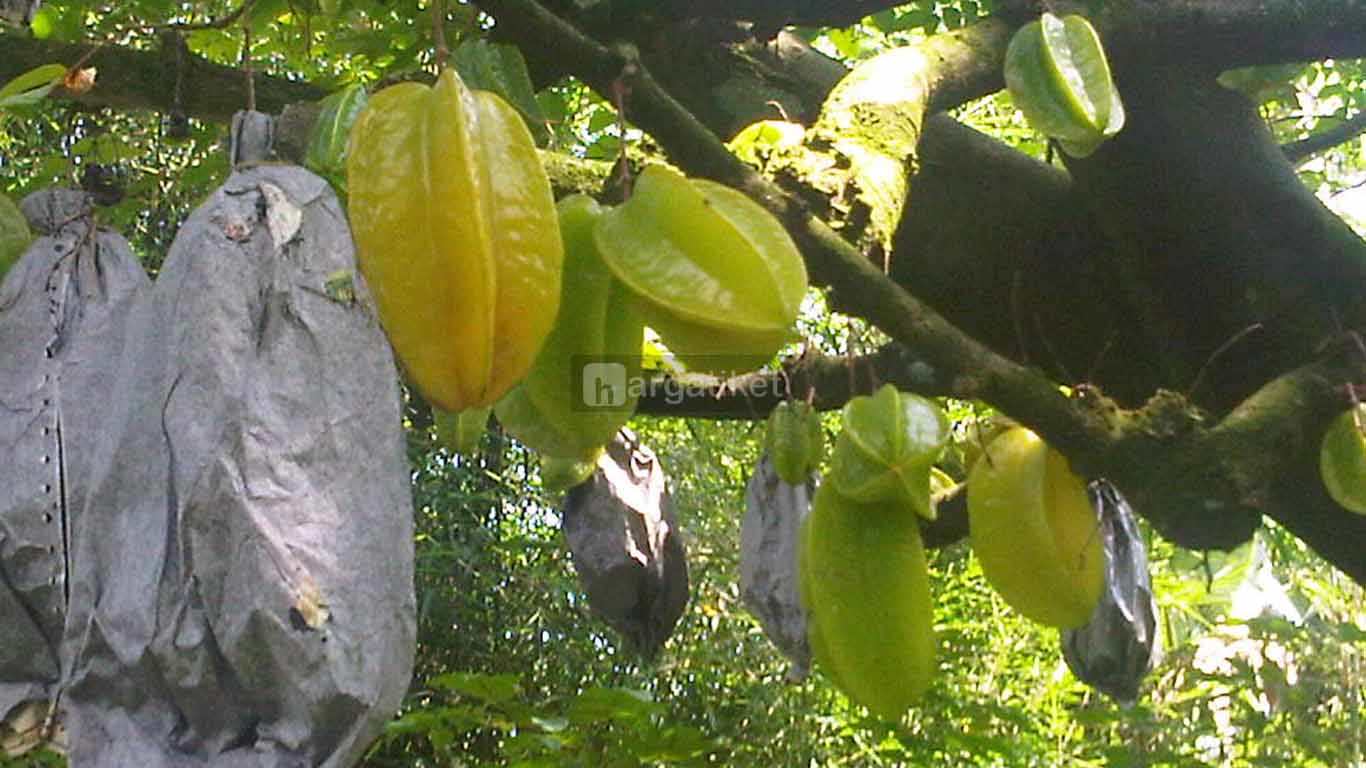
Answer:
[
  {"left": 1004, "top": 12, "right": 1126, "bottom": 158},
  {"left": 797, "top": 384, "right": 949, "bottom": 720},
  {"left": 344, "top": 68, "right": 808, "bottom": 477}
]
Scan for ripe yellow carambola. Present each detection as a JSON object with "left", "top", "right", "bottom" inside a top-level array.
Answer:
[
  {"left": 593, "top": 165, "right": 807, "bottom": 373},
  {"left": 967, "top": 427, "right": 1104, "bottom": 628},
  {"left": 799, "top": 483, "right": 934, "bottom": 720},
  {"left": 495, "top": 195, "right": 644, "bottom": 460},
  {"left": 1319, "top": 405, "right": 1366, "bottom": 515},
  {"left": 347, "top": 69, "right": 562, "bottom": 411},
  {"left": 765, "top": 400, "right": 824, "bottom": 485}
]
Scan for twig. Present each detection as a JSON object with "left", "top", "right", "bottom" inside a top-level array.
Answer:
[
  {"left": 1282, "top": 110, "right": 1366, "bottom": 163},
  {"left": 240, "top": 12, "right": 255, "bottom": 111},
  {"left": 159, "top": 0, "right": 259, "bottom": 31},
  {"left": 1187, "top": 322, "right": 1264, "bottom": 401},
  {"left": 432, "top": 0, "right": 449, "bottom": 71}
]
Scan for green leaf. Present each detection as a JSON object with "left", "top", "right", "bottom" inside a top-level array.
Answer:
[
  {"left": 452, "top": 40, "right": 548, "bottom": 145},
  {"left": 431, "top": 671, "right": 523, "bottom": 703},
  {"left": 0, "top": 191, "right": 31, "bottom": 280},
  {"left": 565, "top": 686, "right": 657, "bottom": 724},
  {"left": 0, "top": 63, "right": 66, "bottom": 110}
]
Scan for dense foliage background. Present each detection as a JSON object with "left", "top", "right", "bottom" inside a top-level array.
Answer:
[{"left": 1, "top": 1, "right": 1364, "bottom": 766}]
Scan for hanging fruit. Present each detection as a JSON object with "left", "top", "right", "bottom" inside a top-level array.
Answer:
[
  {"left": 800, "top": 482, "right": 934, "bottom": 720},
  {"left": 0, "top": 191, "right": 30, "bottom": 280},
  {"left": 828, "top": 384, "right": 949, "bottom": 520},
  {"left": 495, "top": 195, "right": 645, "bottom": 460},
  {"left": 433, "top": 405, "right": 491, "bottom": 455},
  {"left": 541, "top": 453, "right": 599, "bottom": 493},
  {"left": 1004, "top": 12, "right": 1125, "bottom": 158},
  {"left": 593, "top": 164, "right": 807, "bottom": 373},
  {"left": 765, "top": 399, "right": 824, "bottom": 485},
  {"left": 967, "top": 427, "right": 1104, "bottom": 628},
  {"left": 305, "top": 84, "right": 368, "bottom": 196},
  {"left": 1319, "top": 404, "right": 1366, "bottom": 515},
  {"left": 347, "top": 68, "right": 562, "bottom": 411}
]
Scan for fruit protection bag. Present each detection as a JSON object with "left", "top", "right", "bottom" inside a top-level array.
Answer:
[
  {"left": 1061, "top": 480, "right": 1161, "bottom": 705},
  {"left": 563, "top": 429, "right": 689, "bottom": 659},
  {"left": 60, "top": 116, "right": 416, "bottom": 766},
  {"left": 741, "top": 457, "right": 812, "bottom": 681},
  {"left": 0, "top": 190, "right": 150, "bottom": 748}
]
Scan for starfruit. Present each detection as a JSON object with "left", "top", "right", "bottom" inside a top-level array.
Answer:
[
  {"left": 828, "top": 384, "right": 948, "bottom": 519},
  {"left": 766, "top": 400, "right": 824, "bottom": 485},
  {"left": 800, "top": 482, "right": 934, "bottom": 720},
  {"left": 541, "top": 452, "right": 600, "bottom": 493},
  {"left": 495, "top": 195, "right": 644, "bottom": 460},
  {"left": 434, "top": 406, "right": 491, "bottom": 455},
  {"left": 0, "top": 191, "right": 29, "bottom": 280},
  {"left": 305, "top": 84, "right": 368, "bottom": 196},
  {"left": 1004, "top": 12, "right": 1125, "bottom": 158},
  {"left": 1319, "top": 405, "right": 1366, "bottom": 515},
  {"left": 347, "top": 68, "right": 562, "bottom": 411},
  {"left": 593, "top": 165, "right": 807, "bottom": 373},
  {"left": 967, "top": 427, "right": 1104, "bottom": 628}
]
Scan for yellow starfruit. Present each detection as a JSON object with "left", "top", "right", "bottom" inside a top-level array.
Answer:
[
  {"left": 347, "top": 69, "right": 562, "bottom": 411},
  {"left": 967, "top": 427, "right": 1105, "bottom": 628}
]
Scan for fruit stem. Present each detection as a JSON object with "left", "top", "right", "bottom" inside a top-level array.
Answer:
[{"left": 432, "top": 0, "right": 449, "bottom": 71}]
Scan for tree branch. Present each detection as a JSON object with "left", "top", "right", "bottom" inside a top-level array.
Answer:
[
  {"left": 1029, "top": 0, "right": 1366, "bottom": 71},
  {"left": 1283, "top": 110, "right": 1366, "bottom": 163},
  {"left": 0, "top": 32, "right": 323, "bottom": 123},
  {"left": 648, "top": 0, "right": 903, "bottom": 27}
]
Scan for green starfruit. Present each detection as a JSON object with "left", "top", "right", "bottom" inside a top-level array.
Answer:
[
  {"left": 800, "top": 482, "right": 934, "bottom": 720},
  {"left": 495, "top": 195, "right": 644, "bottom": 460},
  {"left": 305, "top": 84, "right": 367, "bottom": 196},
  {"left": 542, "top": 452, "right": 600, "bottom": 493},
  {"left": 1004, "top": 12, "right": 1125, "bottom": 157},
  {"left": 593, "top": 164, "right": 807, "bottom": 373},
  {"left": 1319, "top": 405, "right": 1366, "bottom": 515},
  {"left": 765, "top": 400, "right": 824, "bottom": 485},
  {"left": 828, "top": 384, "right": 948, "bottom": 519},
  {"left": 434, "top": 406, "right": 492, "bottom": 455}
]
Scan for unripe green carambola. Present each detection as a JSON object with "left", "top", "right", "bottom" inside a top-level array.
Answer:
[
  {"left": 1004, "top": 12, "right": 1125, "bottom": 158},
  {"left": 799, "top": 483, "right": 935, "bottom": 720},
  {"left": 765, "top": 400, "right": 824, "bottom": 485},
  {"left": 828, "top": 384, "right": 949, "bottom": 520}
]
